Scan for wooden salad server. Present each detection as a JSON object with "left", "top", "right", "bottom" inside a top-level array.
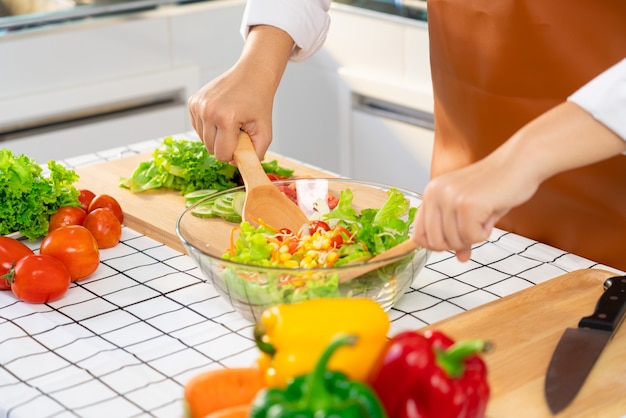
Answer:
[
  {"left": 338, "top": 238, "right": 420, "bottom": 283},
  {"left": 233, "top": 131, "right": 309, "bottom": 232}
]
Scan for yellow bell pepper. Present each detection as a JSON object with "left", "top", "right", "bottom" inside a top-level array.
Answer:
[{"left": 254, "top": 297, "right": 390, "bottom": 388}]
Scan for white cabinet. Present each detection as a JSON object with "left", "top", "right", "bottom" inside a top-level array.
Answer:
[
  {"left": 169, "top": 0, "right": 245, "bottom": 81},
  {"left": 271, "top": 4, "right": 434, "bottom": 181},
  {"left": 1, "top": 104, "right": 187, "bottom": 163},
  {"left": 327, "top": 5, "right": 434, "bottom": 188},
  {"left": 352, "top": 106, "right": 433, "bottom": 193},
  {"left": 0, "top": 0, "right": 246, "bottom": 164}
]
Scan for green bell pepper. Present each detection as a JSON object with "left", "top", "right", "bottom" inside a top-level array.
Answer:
[{"left": 250, "top": 334, "right": 387, "bottom": 418}]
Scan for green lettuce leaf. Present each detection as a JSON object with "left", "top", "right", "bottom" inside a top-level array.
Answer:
[
  {"left": 0, "top": 149, "right": 80, "bottom": 239},
  {"left": 119, "top": 137, "right": 294, "bottom": 195}
]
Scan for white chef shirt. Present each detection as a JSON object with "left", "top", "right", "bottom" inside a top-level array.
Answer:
[
  {"left": 568, "top": 58, "right": 626, "bottom": 142},
  {"left": 240, "top": 0, "right": 331, "bottom": 62},
  {"left": 242, "top": 2, "right": 626, "bottom": 141}
]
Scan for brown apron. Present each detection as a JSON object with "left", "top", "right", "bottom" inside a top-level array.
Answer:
[{"left": 427, "top": 0, "right": 626, "bottom": 270}]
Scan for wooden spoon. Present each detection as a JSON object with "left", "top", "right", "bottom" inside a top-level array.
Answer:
[
  {"left": 233, "top": 131, "right": 309, "bottom": 232},
  {"left": 338, "top": 238, "right": 420, "bottom": 283}
]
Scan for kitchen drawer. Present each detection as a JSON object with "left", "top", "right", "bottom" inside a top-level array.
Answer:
[
  {"left": 0, "top": 16, "right": 170, "bottom": 100},
  {"left": 1, "top": 103, "right": 188, "bottom": 164}
]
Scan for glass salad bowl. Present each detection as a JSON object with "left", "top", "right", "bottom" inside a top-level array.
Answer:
[{"left": 176, "top": 178, "right": 430, "bottom": 322}]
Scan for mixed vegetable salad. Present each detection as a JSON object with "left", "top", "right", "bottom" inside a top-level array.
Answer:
[{"left": 211, "top": 186, "right": 417, "bottom": 306}]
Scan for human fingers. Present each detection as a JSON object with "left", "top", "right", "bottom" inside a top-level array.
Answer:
[
  {"left": 412, "top": 191, "right": 444, "bottom": 251},
  {"left": 415, "top": 175, "right": 494, "bottom": 253},
  {"left": 213, "top": 127, "right": 241, "bottom": 163},
  {"left": 242, "top": 122, "right": 273, "bottom": 162},
  {"left": 188, "top": 91, "right": 219, "bottom": 154}
]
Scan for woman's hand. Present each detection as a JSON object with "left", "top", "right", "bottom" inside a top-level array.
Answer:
[
  {"left": 188, "top": 25, "right": 295, "bottom": 162},
  {"left": 412, "top": 151, "right": 538, "bottom": 262},
  {"left": 413, "top": 101, "right": 626, "bottom": 261},
  {"left": 188, "top": 63, "right": 274, "bottom": 162}
]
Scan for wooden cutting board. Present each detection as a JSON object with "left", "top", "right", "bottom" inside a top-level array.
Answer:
[
  {"left": 422, "top": 268, "right": 626, "bottom": 418},
  {"left": 74, "top": 152, "right": 334, "bottom": 254}
]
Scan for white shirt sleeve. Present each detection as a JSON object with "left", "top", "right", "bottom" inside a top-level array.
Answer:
[
  {"left": 568, "top": 58, "right": 626, "bottom": 141},
  {"left": 240, "top": 0, "right": 332, "bottom": 62}
]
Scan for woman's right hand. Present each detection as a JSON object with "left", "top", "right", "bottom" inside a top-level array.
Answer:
[
  {"left": 188, "top": 25, "right": 295, "bottom": 162},
  {"left": 188, "top": 63, "right": 274, "bottom": 163}
]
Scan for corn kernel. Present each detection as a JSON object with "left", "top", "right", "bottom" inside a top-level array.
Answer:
[{"left": 279, "top": 253, "right": 292, "bottom": 262}]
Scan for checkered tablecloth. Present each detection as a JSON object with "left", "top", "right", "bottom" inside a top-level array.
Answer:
[{"left": 1, "top": 140, "right": 622, "bottom": 417}]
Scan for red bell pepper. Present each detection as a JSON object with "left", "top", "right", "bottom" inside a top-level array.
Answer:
[{"left": 368, "top": 329, "right": 490, "bottom": 418}]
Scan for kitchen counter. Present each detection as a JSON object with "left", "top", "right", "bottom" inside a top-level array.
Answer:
[{"left": 1, "top": 134, "right": 624, "bottom": 417}]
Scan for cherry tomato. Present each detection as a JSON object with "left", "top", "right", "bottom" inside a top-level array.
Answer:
[
  {"left": 267, "top": 173, "right": 288, "bottom": 181},
  {"left": 48, "top": 206, "right": 87, "bottom": 232},
  {"left": 334, "top": 225, "right": 353, "bottom": 241},
  {"left": 88, "top": 194, "right": 124, "bottom": 224},
  {"left": 327, "top": 192, "right": 339, "bottom": 210},
  {"left": 330, "top": 226, "right": 352, "bottom": 249},
  {"left": 9, "top": 254, "right": 71, "bottom": 304},
  {"left": 83, "top": 208, "right": 122, "bottom": 249},
  {"left": 78, "top": 189, "right": 96, "bottom": 212},
  {"left": 276, "top": 184, "right": 297, "bottom": 204},
  {"left": 40, "top": 226, "right": 100, "bottom": 281},
  {"left": 0, "top": 236, "right": 34, "bottom": 290},
  {"left": 308, "top": 220, "right": 331, "bottom": 235}
]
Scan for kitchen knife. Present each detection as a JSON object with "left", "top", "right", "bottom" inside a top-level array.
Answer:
[{"left": 544, "top": 275, "right": 626, "bottom": 415}]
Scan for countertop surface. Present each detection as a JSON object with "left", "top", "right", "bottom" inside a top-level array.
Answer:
[{"left": 1, "top": 135, "right": 624, "bottom": 417}]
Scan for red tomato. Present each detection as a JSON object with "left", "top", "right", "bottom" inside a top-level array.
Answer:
[
  {"left": 267, "top": 173, "right": 288, "bottom": 181},
  {"left": 335, "top": 225, "right": 352, "bottom": 241},
  {"left": 327, "top": 192, "right": 339, "bottom": 210},
  {"left": 83, "top": 208, "right": 122, "bottom": 249},
  {"left": 10, "top": 254, "right": 71, "bottom": 303},
  {"left": 276, "top": 184, "right": 298, "bottom": 204},
  {"left": 308, "top": 220, "right": 331, "bottom": 235},
  {"left": 78, "top": 189, "right": 96, "bottom": 212},
  {"left": 0, "top": 236, "right": 34, "bottom": 290},
  {"left": 40, "top": 226, "right": 100, "bottom": 281},
  {"left": 48, "top": 206, "right": 87, "bottom": 232},
  {"left": 88, "top": 194, "right": 124, "bottom": 224},
  {"left": 330, "top": 225, "right": 352, "bottom": 249}
]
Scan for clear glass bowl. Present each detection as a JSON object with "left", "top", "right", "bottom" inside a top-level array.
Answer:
[{"left": 176, "top": 178, "right": 430, "bottom": 322}]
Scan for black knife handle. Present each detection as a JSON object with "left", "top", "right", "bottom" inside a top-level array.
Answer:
[{"left": 578, "top": 276, "right": 626, "bottom": 332}]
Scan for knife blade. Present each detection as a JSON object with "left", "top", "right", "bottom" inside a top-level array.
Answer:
[{"left": 544, "top": 275, "right": 626, "bottom": 415}]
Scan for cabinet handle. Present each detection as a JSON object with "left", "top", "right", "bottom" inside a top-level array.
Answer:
[
  {"left": 354, "top": 94, "right": 434, "bottom": 130},
  {"left": 0, "top": 90, "right": 183, "bottom": 141}
]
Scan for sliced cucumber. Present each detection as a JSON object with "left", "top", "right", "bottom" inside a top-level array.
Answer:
[
  {"left": 184, "top": 189, "right": 219, "bottom": 206},
  {"left": 232, "top": 192, "right": 245, "bottom": 216},
  {"left": 190, "top": 192, "right": 245, "bottom": 223},
  {"left": 213, "top": 195, "right": 236, "bottom": 213},
  {"left": 190, "top": 201, "right": 217, "bottom": 218}
]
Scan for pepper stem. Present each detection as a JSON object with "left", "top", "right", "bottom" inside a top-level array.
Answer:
[
  {"left": 435, "top": 339, "right": 492, "bottom": 378},
  {"left": 253, "top": 322, "right": 276, "bottom": 356},
  {"left": 1, "top": 266, "right": 15, "bottom": 285},
  {"left": 305, "top": 333, "right": 357, "bottom": 410}
]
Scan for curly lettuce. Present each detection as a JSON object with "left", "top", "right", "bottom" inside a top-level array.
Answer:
[
  {"left": 326, "top": 188, "right": 416, "bottom": 261},
  {"left": 0, "top": 149, "right": 80, "bottom": 239},
  {"left": 119, "top": 137, "right": 294, "bottom": 195}
]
